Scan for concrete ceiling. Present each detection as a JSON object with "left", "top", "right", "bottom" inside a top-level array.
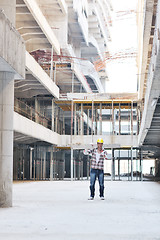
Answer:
[{"left": 15, "top": 0, "right": 102, "bottom": 97}]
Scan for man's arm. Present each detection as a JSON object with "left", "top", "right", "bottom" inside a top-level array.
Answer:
[
  {"left": 83, "top": 149, "right": 93, "bottom": 156},
  {"left": 103, "top": 150, "right": 108, "bottom": 160}
]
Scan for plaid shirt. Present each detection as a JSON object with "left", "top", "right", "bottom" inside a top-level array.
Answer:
[{"left": 84, "top": 148, "right": 108, "bottom": 170}]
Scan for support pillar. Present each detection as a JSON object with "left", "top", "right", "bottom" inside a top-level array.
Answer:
[
  {"left": 50, "top": 146, "right": 53, "bottom": 181},
  {"left": 13, "top": 147, "right": 18, "bottom": 180},
  {"left": 140, "top": 148, "right": 143, "bottom": 181},
  {"left": 111, "top": 149, "right": 115, "bottom": 181},
  {"left": 62, "top": 111, "right": 65, "bottom": 134},
  {"left": 80, "top": 161, "right": 83, "bottom": 180},
  {"left": 30, "top": 147, "right": 33, "bottom": 180},
  {"left": 0, "top": 72, "right": 15, "bottom": 207},
  {"left": 43, "top": 149, "right": 46, "bottom": 180}
]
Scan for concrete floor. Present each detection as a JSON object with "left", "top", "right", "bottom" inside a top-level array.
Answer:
[{"left": 0, "top": 181, "right": 160, "bottom": 240}]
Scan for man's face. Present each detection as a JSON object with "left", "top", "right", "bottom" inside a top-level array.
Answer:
[{"left": 97, "top": 142, "right": 103, "bottom": 150}]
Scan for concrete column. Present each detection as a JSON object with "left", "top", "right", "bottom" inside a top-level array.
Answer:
[
  {"left": 80, "top": 161, "right": 83, "bottom": 180},
  {"left": 53, "top": 150, "right": 57, "bottom": 180},
  {"left": 0, "top": 0, "right": 16, "bottom": 26},
  {"left": 71, "top": 148, "right": 73, "bottom": 181},
  {"left": 62, "top": 111, "right": 65, "bottom": 134},
  {"left": 13, "top": 147, "right": 18, "bottom": 180},
  {"left": 43, "top": 149, "right": 46, "bottom": 180},
  {"left": 140, "top": 148, "right": 143, "bottom": 181},
  {"left": 0, "top": 71, "right": 15, "bottom": 207},
  {"left": 30, "top": 148, "right": 33, "bottom": 179},
  {"left": 50, "top": 147, "right": 53, "bottom": 181},
  {"left": 62, "top": 151, "right": 65, "bottom": 180},
  {"left": 111, "top": 149, "right": 115, "bottom": 181}
]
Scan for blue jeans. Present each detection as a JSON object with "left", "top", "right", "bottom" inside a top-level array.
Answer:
[{"left": 90, "top": 168, "right": 104, "bottom": 198}]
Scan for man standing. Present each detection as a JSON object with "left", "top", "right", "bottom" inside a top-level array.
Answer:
[{"left": 84, "top": 138, "right": 108, "bottom": 200}]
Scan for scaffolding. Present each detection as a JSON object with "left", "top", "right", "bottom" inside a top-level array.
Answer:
[{"left": 54, "top": 99, "right": 142, "bottom": 136}]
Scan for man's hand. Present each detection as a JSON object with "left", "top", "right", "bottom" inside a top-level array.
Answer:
[{"left": 84, "top": 149, "right": 88, "bottom": 155}]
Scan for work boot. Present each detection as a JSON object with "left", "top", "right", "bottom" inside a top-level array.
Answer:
[
  {"left": 100, "top": 196, "right": 105, "bottom": 200},
  {"left": 88, "top": 196, "right": 94, "bottom": 200}
]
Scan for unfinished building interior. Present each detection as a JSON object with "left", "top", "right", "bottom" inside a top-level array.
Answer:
[{"left": 1, "top": 0, "right": 160, "bottom": 208}]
